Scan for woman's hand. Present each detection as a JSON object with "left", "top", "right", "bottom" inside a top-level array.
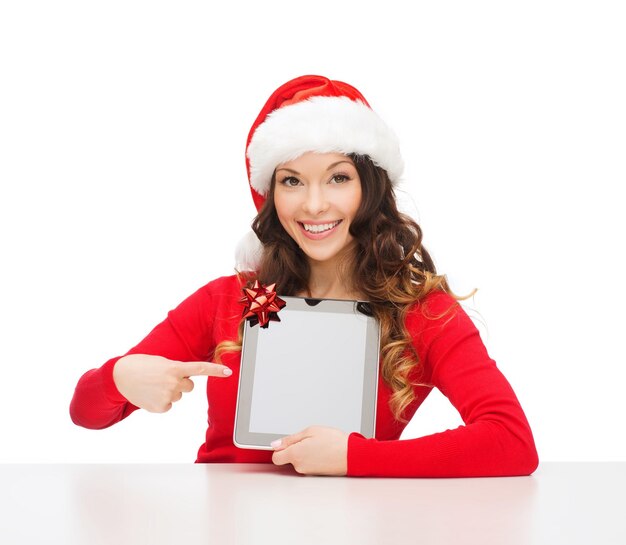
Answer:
[
  {"left": 113, "top": 354, "right": 232, "bottom": 413},
  {"left": 271, "top": 425, "right": 349, "bottom": 476}
]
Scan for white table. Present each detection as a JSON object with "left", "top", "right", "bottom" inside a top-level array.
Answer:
[{"left": 1, "top": 462, "right": 624, "bottom": 544}]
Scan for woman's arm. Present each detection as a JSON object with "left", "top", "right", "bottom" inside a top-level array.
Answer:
[
  {"left": 69, "top": 282, "right": 217, "bottom": 430},
  {"left": 69, "top": 356, "right": 138, "bottom": 429},
  {"left": 347, "top": 291, "right": 539, "bottom": 477}
]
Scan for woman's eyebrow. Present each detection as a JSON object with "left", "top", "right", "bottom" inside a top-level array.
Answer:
[
  {"left": 325, "top": 160, "right": 353, "bottom": 171},
  {"left": 276, "top": 161, "right": 353, "bottom": 175}
]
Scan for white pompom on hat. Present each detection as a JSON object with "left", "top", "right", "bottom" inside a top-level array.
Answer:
[{"left": 236, "top": 74, "right": 404, "bottom": 271}]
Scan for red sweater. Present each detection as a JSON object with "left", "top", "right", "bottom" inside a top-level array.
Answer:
[{"left": 70, "top": 274, "right": 538, "bottom": 477}]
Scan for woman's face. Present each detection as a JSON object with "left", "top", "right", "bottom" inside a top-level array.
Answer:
[{"left": 273, "top": 152, "right": 362, "bottom": 266}]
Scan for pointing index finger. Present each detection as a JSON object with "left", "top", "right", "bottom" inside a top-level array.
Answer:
[{"left": 176, "top": 361, "right": 232, "bottom": 378}]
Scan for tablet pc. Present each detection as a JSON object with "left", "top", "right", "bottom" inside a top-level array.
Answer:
[{"left": 233, "top": 296, "right": 380, "bottom": 450}]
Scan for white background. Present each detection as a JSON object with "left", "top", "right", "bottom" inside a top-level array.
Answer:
[{"left": 1, "top": 1, "right": 624, "bottom": 463}]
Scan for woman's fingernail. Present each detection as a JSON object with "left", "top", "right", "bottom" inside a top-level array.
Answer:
[
  {"left": 271, "top": 439, "right": 282, "bottom": 448},
  {"left": 223, "top": 368, "right": 232, "bottom": 376}
]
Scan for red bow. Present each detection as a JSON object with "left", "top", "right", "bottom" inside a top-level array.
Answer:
[{"left": 240, "top": 280, "right": 286, "bottom": 328}]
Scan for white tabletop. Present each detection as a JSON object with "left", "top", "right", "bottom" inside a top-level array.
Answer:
[{"left": 1, "top": 462, "right": 624, "bottom": 544}]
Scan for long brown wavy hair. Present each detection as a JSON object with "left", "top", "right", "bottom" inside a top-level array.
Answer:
[{"left": 215, "top": 154, "right": 475, "bottom": 423}]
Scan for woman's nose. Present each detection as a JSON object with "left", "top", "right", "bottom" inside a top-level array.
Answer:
[{"left": 302, "top": 185, "right": 329, "bottom": 215}]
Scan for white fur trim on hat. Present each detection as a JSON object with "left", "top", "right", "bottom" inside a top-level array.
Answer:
[
  {"left": 234, "top": 229, "right": 263, "bottom": 272},
  {"left": 246, "top": 95, "right": 404, "bottom": 197}
]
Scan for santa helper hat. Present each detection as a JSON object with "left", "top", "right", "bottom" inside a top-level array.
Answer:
[{"left": 235, "top": 74, "right": 404, "bottom": 271}]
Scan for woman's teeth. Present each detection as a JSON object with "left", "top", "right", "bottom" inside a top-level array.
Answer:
[{"left": 302, "top": 221, "right": 341, "bottom": 233}]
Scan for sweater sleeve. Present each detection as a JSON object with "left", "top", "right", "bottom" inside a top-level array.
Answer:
[
  {"left": 347, "top": 291, "right": 539, "bottom": 477},
  {"left": 69, "top": 282, "right": 216, "bottom": 430}
]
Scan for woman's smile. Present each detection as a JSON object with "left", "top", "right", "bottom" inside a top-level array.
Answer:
[{"left": 298, "top": 219, "right": 343, "bottom": 239}]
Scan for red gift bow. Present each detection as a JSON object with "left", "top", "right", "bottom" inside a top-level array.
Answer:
[{"left": 240, "top": 280, "right": 286, "bottom": 328}]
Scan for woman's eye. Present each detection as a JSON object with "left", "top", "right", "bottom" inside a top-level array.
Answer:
[
  {"left": 331, "top": 174, "right": 349, "bottom": 183},
  {"left": 281, "top": 177, "right": 300, "bottom": 187}
]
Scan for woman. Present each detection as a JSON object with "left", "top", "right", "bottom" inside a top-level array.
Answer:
[{"left": 70, "top": 75, "right": 539, "bottom": 477}]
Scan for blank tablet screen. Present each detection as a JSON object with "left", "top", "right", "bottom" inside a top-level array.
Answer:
[
  {"left": 250, "top": 308, "right": 367, "bottom": 434},
  {"left": 234, "top": 296, "right": 380, "bottom": 450}
]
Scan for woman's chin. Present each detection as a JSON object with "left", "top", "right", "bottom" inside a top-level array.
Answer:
[
  {"left": 302, "top": 250, "right": 339, "bottom": 264},
  {"left": 300, "top": 242, "right": 355, "bottom": 266}
]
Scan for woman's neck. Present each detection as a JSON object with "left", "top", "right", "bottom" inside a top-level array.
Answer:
[{"left": 299, "top": 257, "right": 362, "bottom": 300}]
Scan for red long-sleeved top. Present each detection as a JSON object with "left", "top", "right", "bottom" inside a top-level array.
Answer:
[{"left": 70, "top": 274, "right": 538, "bottom": 477}]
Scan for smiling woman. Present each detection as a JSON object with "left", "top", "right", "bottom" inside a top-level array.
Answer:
[
  {"left": 273, "top": 152, "right": 362, "bottom": 291},
  {"left": 70, "top": 74, "right": 538, "bottom": 478}
]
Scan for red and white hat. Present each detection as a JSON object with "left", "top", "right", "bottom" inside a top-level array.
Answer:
[{"left": 236, "top": 74, "right": 404, "bottom": 271}]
